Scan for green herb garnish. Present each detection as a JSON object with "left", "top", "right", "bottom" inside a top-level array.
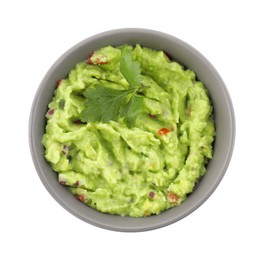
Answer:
[
  {"left": 80, "top": 48, "right": 144, "bottom": 127},
  {"left": 120, "top": 49, "right": 142, "bottom": 86}
]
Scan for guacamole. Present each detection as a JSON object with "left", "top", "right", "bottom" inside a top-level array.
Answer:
[{"left": 42, "top": 44, "right": 215, "bottom": 217}]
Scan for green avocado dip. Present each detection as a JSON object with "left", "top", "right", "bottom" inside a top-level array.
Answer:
[{"left": 42, "top": 44, "right": 215, "bottom": 217}]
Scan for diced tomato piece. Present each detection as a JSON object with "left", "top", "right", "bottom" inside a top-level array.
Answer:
[
  {"left": 158, "top": 128, "right": 170, "bottom": 135},
  {"left": 167, "top": 192, "right": 179, "bottom": 203},
  {"left": 75, "top": 194, "right": 85, "bottom": 202}
]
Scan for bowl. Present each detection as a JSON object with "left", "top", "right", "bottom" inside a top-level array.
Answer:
[{"left": 29, "top": 28, "right": 235, "bottom": 232}]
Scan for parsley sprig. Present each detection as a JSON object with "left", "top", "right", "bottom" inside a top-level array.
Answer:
[{"left": 80, "top": 48, "right": 144, "bottom": 127}]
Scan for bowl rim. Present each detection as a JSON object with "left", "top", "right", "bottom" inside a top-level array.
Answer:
[{"left": 29, "top": 28, "right": 236, "bottom": 232}]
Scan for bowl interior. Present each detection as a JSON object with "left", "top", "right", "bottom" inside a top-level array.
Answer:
[{"left": 29, "top": 29, "right": 235, "bottom": 232}]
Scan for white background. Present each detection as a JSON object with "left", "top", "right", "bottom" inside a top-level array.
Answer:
[{"left": 1, "top": 0, "right": 263, "bottom": 259}]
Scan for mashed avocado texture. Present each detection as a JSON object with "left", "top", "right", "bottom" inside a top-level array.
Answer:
[{"left": 42, "top": 44, "right": 215, "bottom": 217}]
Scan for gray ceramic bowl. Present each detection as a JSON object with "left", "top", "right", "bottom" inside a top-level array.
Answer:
[{"left": 29, "top": 28, "right": 235, "bottom": 232}]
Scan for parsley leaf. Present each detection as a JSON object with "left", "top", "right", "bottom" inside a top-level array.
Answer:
[
  {"left": 120, "top": 94, "right": 144, "bottom": 127},
  {"left": 120, "top": 49, "right": 142, "bottom": 86},
  {"left": 80, "top": 48, "right": 144, "bottom": 127},
  {"left": 80, "top": 86, "right": 136, "bottom": 123}
]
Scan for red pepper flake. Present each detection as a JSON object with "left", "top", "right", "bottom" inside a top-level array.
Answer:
[
  {"left": 62, "top": 145, "right": 68, "bottom": 155},
  {"left": 95, "top": 58, "right": 108, "bottom": 65},
  {"left": 158, "top": 128, "right": 170, "bottom": 135},
  {"left": 56, "top": 79, "right": 63, "bottom": 88},
  {"left": 75, "top": 194, "right": 85, "bottom": 202},
  {"left": 149, "top": 191, "right": 155, "bottom": 199},
  {"left": 73, "top": 119, "right": 84, "bottom": 125},
  {"left": 47, "top": 109, "right": 54, "bottom": 116},
  {"left": 59, "top": 181, "right": 66, "bottom": 186},
  {"left": 74, "top": 181, "right": 80, "bottom": 187},
  {"left": 86, "top": 51, "right": 108, "bottom": 65},
  {"left": 149, "top": 114, "right": 157, "bottom": 119},
  {"left": 86, "top": 51, "right": 94, "bottom": 64},
  {"left": 167, "top": 192, "right": 179, "bottom": 204}
]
